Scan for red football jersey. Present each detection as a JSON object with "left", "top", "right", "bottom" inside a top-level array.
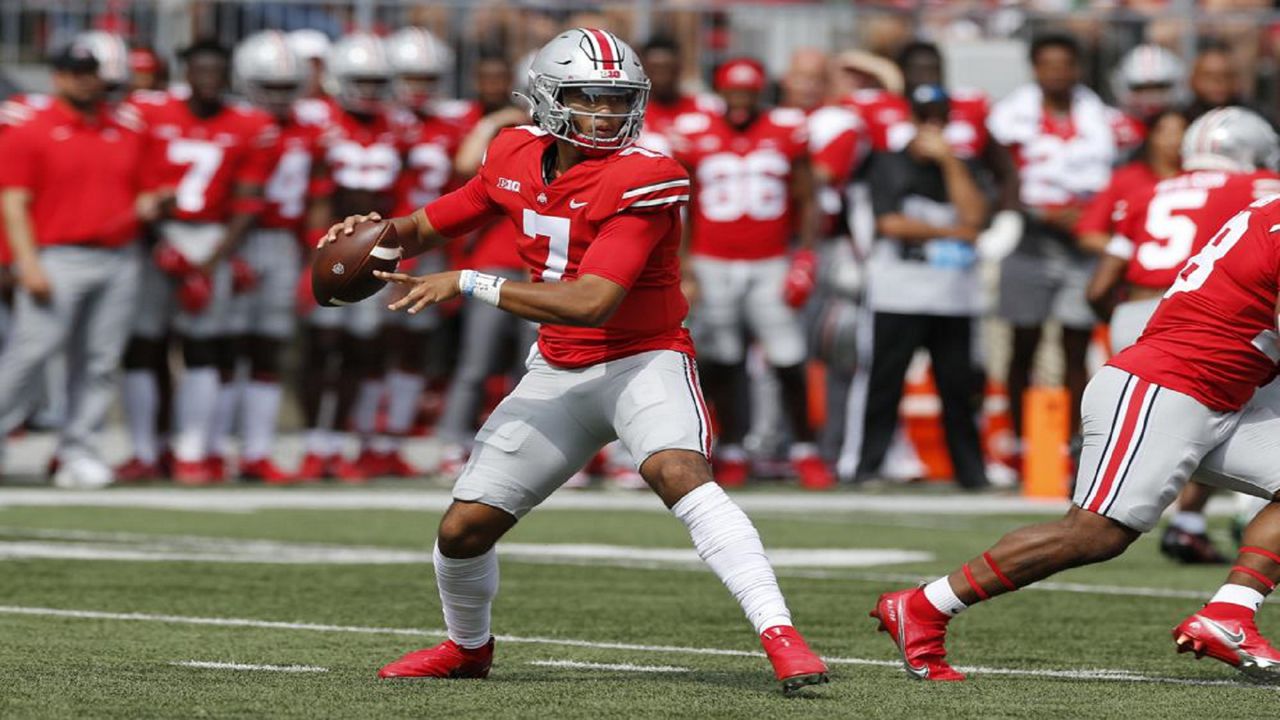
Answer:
[
  {"left": 841, "top": 87, "right": 989, "bottom": 158},
  {"left": 675, "top": 108, "right": 809, "bottom": 260},
  {"left": 1108, "top": 109, "right": 1147, "bottom": 155},
  {"left": 1111, "top": 170, "right": 1280, "bottom": 289},
  {"left": 1109, "top": 193, "right": 1280, "bottom": 411},
  {"left": 320, "top": 107, "right": 405, "bottom": 219},
  {"left": 423, "top": 126, "right": 693, "bottom": 368},
  {"left": 1076, "top": 160, "right": 1162, "bottom": 237},
  {"left": 128, "top": 90, "right": 277, "bottom": 222},
  {"left": 394, "top": 110, "right": 464, "bottom": 216},
  {"left": 259, "top": 113, "right": 327, "bottom": 231}
]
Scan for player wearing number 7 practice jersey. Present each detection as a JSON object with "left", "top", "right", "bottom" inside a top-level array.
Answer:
[
  {"left": 320, "top": 28, "right": 828, "bottom": 693},
  {"left": 872, "top": 106, "right": 1280, "bottom": 684}
]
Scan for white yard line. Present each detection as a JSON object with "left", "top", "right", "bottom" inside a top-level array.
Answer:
[
  {"left": 0, "top": 605, "right": 1271, "bottom": 690},
  {"left": 529, "top": 660, "right": 690, "bottom": 673},
  {"left": 172, "top": 660, "right": 327, "bottom": 673}
]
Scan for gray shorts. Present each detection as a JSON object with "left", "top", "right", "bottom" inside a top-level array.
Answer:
[
  {"left": 689, "top": 255, "right": 807, "bottom": 366},
  {"left": 132, "top": 222, "right": 234, "bottom": 340},
  {"left": 1074, "top": 366, "right": 1280, "bottom": 532},
  {"left": 227, "top": 228, "right": 300, "bottom": 339},
  {"left": 453, "top": 348, "right": 711, "bottom": 518},
  {"left": 1107, "top": 297, "right": 1161, "bottom": 353},
  {"left": 998, "top": 245, "right": 1096, "bottom": 330}
]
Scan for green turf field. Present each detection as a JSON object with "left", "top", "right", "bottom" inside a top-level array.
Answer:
[{"left": 1, "top": 486, "right": 1276, "bottom": 719}]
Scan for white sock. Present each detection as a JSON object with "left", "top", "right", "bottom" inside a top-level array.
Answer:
[
  {"left": 1210, "top": 583, "right": 1266, "bottom": 613},
  {"left": 924, "top": 577, "right": 968, "bottom": 616},
  {"left": 789, "top": 442, "right": 819, "bottom": 461},
  {"left": 385, "top": 370, "right": 424, "bottom": 437},
  {"left": 1171, "top": 511, "right": 1208, "bottom": 535},
  {"left": 123, "top": 370, "right": 159, "bottom": 464},
  {"left": 207, "top": 379, "right": 242, "bottom": 459},
  {"left": 433, "top": 542, "right": 498, "bottom": 649},
  {"left": 305, "top": 428, "right": 332, "bottom": 456},
  {"left": 173, "top": 367, "right": 219, "bottom": 462},
  {"left": 352, "top": 379, "right": 384, "bottom": 440},
  {"left": 241, "top": 381, "right": 282, "bottom": 462},
  {"left": 671, "top": 482, "right": 792, "bottom": 634}
]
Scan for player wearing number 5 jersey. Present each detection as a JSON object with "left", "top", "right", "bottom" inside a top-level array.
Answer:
[
  {"left": 118, "top": 40, "right": 276, "bottom": 485},
  {"left": 673, "top": 57, "right": 834, "bottom": 490},
  {"left": 871, "top": 108, "right": 1280, "bottom": 683},
  {"left": 320, "top": 28, "right": 828, "bottom": 693}
]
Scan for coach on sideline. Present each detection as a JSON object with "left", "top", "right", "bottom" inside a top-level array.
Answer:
[{"left": 0, "top": 42, "right": 163, "bottom": 488}]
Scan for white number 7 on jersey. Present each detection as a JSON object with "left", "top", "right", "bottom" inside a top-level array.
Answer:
[{"left": 522, "top": 210, "right": 571, "bottom": 282}]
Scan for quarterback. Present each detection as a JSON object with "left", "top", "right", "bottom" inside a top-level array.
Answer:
[{"left": 321, "top": 28, "right": 828, "bottom": 693}]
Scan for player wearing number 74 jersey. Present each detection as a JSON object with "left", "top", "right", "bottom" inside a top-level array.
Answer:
[
  {"left": 319, "top": 28, "right": 828, "bottom": 693},
  {"left": 872, "top": 106, "right": 1280, "bottom": 683}
]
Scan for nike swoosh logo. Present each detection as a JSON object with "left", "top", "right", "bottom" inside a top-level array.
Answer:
[
  {"left": 895, "top": 598, "right": 931, "bottom": 679},
  {"left": 1201, "top": 616, "right": 1246, "bottom": 646},
  {"left": 569, "top": 200, "right": 588, "bottom": 209}
]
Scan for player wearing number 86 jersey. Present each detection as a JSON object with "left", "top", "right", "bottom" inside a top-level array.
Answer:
[{"left": 321, "top": 28, "right": 828, "bottom": 693}]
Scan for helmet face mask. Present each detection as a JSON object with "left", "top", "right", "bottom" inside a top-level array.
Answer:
[
  {"left": 519, "top": 28, "right": 650, "bottom": 154},
  {"left": 394, "top": 73, "right": 442, "bottom": 113}
]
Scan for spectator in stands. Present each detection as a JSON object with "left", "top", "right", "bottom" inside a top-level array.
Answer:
[
  {"left": 856, "top": 85, "right": 989, "bottom": 490},
  {"left": 988, "top": 32, "right": 1117, "bottom": 451},
  {"left": 1186, "top": 40, "right": 1246, "bottom": 121}
]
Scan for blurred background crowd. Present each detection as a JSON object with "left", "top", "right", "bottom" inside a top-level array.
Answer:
[{"left": 1, "top": 0, "right": 1278, "bottom": 506}]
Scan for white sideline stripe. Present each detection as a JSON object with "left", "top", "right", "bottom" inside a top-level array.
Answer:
[
  {"left": 529, "top": 660, "right": 689, "bottom": 673},
  {"left": 172, "top": 660, "right": 327, "bottom": 673},
  {"left": 0, "top": 606, "right": 1269, "bottom": 690}
]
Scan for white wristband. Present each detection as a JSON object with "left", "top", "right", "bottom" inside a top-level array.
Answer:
[{"left": 458, "top": 269, "right": 505, "bottom": 307}]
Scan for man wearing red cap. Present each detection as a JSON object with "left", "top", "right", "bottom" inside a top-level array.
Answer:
[{"left": 672, "top": 57, "right": 832, "bottom": 490}]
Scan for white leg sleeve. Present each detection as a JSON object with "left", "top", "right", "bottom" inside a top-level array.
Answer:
[
  {"left": 671, "top": 482, "right": 792, "bottom": 634},
  {"left": 434, "top": 542, "right": 499, "bottom": 650}
]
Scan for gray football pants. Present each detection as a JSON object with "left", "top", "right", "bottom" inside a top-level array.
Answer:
[{"left": 0, "top": 244, "right": 140, "bottom": 466}]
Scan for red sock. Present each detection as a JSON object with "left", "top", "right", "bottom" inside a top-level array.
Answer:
[
  {"left": 1203, "top": 602, "right": 1255, "bottom": 621},
  {"left": 909, "top": 587, "right": 952, "bottom": 623}
]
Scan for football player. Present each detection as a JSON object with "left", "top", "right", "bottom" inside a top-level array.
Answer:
[
  {"left": 321, "top": 28, "right": 828, "bottom": 692},
  {"left": 872, "top": 107, "right": 1280, "bottom": 684}
]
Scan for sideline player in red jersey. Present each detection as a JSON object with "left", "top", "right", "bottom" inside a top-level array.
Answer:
[
  {"left": 1087, "top": 108, "right": 1280, "bottom": 564},
  {"left": 297, "top": 32, "right": 404, "bottom": 482},
  {"left": 871, "top": 107, "right": 1280, "bottom": 683},
  {"left": 218, "top": 31, "right": 328, "bottom": 483},
  {"left": 118, "top": 40, "right": 276, "bottom": 485},
  {"left": 321, "top": 28, "right": 828, "bottom": 693},
  {"left": 674, "top": 57, "right": 833, "bottom": 490}
]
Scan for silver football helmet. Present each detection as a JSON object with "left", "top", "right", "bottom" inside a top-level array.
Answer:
[
  {"left": 329, "top": 32, "right": 392, "bottom": 114},
  {"left": 1111, "top": 44, "right": 1186, "bottom": 117},
  {"left": 1182, "top": 107, "right": 1280, "bottom": 173},
  {"left": 516, "top": 28, "right": 649, "bottom": 153},
  {"left": 72, "top": 31, "right": 130, "bottom": 89},
  {"left": 287, "top": 29, "right": 331, "bottom": 64},
  {"left": 386, "top": 27, "right": 453, "bottom": 111},
  {"left": 234, "top": 30, "right": 305, "bottom": 114}
]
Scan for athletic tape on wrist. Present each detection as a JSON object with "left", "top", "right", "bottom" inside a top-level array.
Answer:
[
  {"left": 457, "top": 269, "right": 504, "bottom": 307},
  {"left": 1232, "top": 564, "right": 1277, "bottom": 591}
]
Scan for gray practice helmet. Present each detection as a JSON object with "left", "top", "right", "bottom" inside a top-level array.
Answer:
[
  {"left": 234, "top": 30, "right": 305, "bottom": 108},
  {"left": 1111, "top": 43, "right": 1186, "bottom": 116},
  {"left": 1182, "top": 107, "right": 1280, "bottom": 173},
  {"left": 329, "top": 32, "right": 392, "bottom": 113},
  {"left": 517, "top": 27, "right": 649, "bottom": 152},
  {"left": 385, "top": 27, "right": 453, "bottom": 110},
  {"left": 72, "top": 31, "right": 130, "bottom": 88}
]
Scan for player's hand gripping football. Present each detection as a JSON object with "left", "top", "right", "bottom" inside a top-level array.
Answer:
[
  {"left": 319, "top": 212, "right": 383, "bottom": 248},
  {"left": 375, "top": 269, "right": 463, "bottom": 315}
]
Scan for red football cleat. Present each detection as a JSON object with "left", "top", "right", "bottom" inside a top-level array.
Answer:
[
  {"left": 715, "top": 457, "right": 750, "bottom": 488},
  {"left": 760, "top": 625, "right": 829, "bottom": 694},
  {"left": 378, "top": 638, "right": 494, "bottom": 679},
  {"left": 295, "top": 453, "right": 330, "bottom": 482},
  {"left": 329, "top": 455, "right": 368, "bottom": 484},
  {"left": 792, "top": 455, "right": 835, "bottom": 491},
  {"left": 115, "top": 457, "right": 162, "bottom": 483},
  {"left": 172, "top": 459, "right": 214, "bottom": 486},
  {"left": 870, "top": 588, "right": 965, "bottom": 682},
  {"left": 1174, "top": 604, "right": 1280, "bottom": 683},
  {"left": 239, "top": 458, "right": 298, "bottom": 485},
  {"left": 359, "top": 449, "right": 419, "bottom": 478},
  {"left": 205, "top": 455, "right": 227, "bottom": 483}
]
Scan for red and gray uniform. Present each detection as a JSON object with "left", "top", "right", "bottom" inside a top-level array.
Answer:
[
  {"left": 422, "top": 125, "right": 705, "bottom": 517},
  {"left": 0, "top": 97, "right": 148, "bottom": 466},
  {"left": 674, "top": 106, "right": 811, "bottom": 367},
  {"left": 1074, "top": 195, "right": 1280, "bottom": 531},
  {"left": 127, "top": 89, "right": 278, "bottom": 340}
]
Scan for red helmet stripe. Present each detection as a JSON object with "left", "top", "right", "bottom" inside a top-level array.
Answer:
[{"left": 588, "top": 28, "right": 618, "bottom": 69}]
